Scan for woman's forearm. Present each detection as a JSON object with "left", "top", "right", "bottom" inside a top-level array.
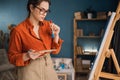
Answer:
[{"left": 53, "top": 34, "right": 59, "bottom": 43}]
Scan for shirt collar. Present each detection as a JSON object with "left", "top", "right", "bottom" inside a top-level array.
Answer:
[{"left": 25, "top": 18, "right": 44, "bottom": 29}]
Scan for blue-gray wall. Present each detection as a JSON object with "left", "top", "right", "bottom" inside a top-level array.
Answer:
[{"left": 0, "top": 0, "right": 118, "bottom": 58}]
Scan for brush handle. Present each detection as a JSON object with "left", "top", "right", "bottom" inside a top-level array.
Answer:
[{"left": 50, "top": 20, "right": 55, "bottom": 38}]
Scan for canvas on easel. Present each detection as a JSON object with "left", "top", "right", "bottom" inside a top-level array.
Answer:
[{"left": 88, "top": 2, "right": 120, "bottom": 80}]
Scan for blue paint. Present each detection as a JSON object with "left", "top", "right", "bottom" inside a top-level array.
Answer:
[{"left": 51, "top": 32, "right": 54, "bottom": 38}]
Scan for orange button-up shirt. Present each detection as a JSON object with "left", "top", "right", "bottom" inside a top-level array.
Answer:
[{"left": 8, "top": 18, "right": 63, "bottom": 66}]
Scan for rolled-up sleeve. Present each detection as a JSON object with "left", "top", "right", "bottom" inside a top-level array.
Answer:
[
  {"left": 8, "top": 29, "right": 29, "bottom": 66},
  {"left": 51, "top": 38, "right": 64, "bottom": 54}
]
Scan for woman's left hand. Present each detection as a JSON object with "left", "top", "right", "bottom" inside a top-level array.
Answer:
[{"left": 50, "top": 23, "right": 60, "bottom": 36}]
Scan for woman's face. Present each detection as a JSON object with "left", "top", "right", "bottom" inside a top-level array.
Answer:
[{"left": 30, "top": 1, "right": 49, "bottom": 22}]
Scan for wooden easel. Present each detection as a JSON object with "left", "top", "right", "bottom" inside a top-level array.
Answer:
[{"left": 91, "top": 2, "right": 120, "bottom": 80}]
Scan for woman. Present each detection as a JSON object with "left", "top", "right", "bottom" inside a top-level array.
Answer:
[{"left": 8, "top": 0, "right": 63, "bottom": 80}]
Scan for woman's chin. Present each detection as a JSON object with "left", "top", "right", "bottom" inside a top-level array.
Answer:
[
  {"left": 39, "top": 18, "right": 45, "bottom": 21},
  {"left": 39, "top": 19, "right": 43, "bottom": 21}
]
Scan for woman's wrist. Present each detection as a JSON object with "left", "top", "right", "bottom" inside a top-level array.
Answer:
[
  {"left": 54, "top": 34, "right": 59, "bottom": 37},
  {"left": 53, "top": 34, "right": 59, "bottom": 43},
  {"left": 23, "top": 52, "right": 30, "bottom": 61}
]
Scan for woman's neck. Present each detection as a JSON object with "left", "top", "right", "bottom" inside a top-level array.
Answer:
[
  {"left": 29, "top": 15, "right": 39, "bottom": 27},
  {"left": 29, "top": 15, "right": 40, "bottom": 39}
]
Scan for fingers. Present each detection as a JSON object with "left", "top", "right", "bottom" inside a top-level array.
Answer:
[
  {"left": 28, "top": 49, "right": 49, "bottom": 60},
  {"left": 28, "top": 50, "right": 44, "bottom": 60},
  {"left": 50, "top": 23, "right": 60, "bottom": 35},
  {"left": 50, "top": 23, "right": 60, "bottom": 30},
  {"left": 28, "top": 49, "right": 35, "bottom": 53},
  {"left": 50, "top": 23, "right": 54, "bottom": 31},
  {"left": 28, "top": 49, "right": 54, "bottom": 60}
]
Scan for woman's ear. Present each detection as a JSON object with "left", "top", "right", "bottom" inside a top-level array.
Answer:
[{"left": 30, "top": 4, "right": 34, "bottom": 12}]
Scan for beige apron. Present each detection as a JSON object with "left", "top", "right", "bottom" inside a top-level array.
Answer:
[{"left": 17, "top": 54, "right": 58, "bottom": 80}]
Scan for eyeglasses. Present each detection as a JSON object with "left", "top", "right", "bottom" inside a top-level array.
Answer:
[{"left": 35, "top": 6, "right": 50, "bottom": 15}]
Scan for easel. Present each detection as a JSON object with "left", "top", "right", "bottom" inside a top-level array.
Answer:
[{"left": 90, "top": 2, "right": 120, "bottom": 80}]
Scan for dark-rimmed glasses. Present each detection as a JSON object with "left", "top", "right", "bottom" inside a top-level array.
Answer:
[{"left": 35, "top": 6, "right": 50, "bottom": 15}]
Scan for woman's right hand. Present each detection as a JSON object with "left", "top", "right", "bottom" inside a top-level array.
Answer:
[
  {"left": 23, "top": 49, "right": 56, "bottom": 61},
  {"left": 28, "top": 49, "right": 45, "bottom": 60}
]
